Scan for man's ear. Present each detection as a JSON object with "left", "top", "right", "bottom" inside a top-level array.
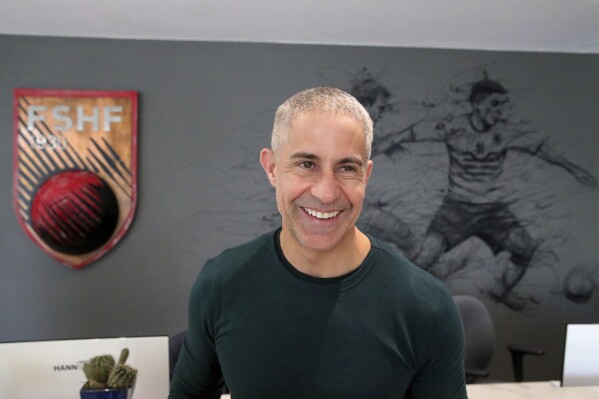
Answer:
[
  {"left": 260, "top": 148, "right": 277, "bottom": 187},
  {"left": 364, "top": 159, "right": 374, "bottom": 186}
]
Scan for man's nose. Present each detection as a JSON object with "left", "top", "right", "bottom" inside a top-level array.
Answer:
[{"left": 310, "top": 171, "right": 340, "bottom": 204}]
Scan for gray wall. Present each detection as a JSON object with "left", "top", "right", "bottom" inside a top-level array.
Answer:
[{"left": 1, "top": 35, "right": 598, "bottom": 382}]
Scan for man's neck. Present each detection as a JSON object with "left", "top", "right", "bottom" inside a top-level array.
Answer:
[{"left": 279, "top": 228, "right": 371, "bottom": 278}]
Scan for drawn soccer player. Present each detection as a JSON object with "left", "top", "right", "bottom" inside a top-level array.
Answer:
[{"left": 372, "top": 77, "right": 597, "bottom": 310}]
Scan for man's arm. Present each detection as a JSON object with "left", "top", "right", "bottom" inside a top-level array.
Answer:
[
  {"left": 169, "top": 267, "right": 226, "bottom": 399},
  {"left": 408, "top": 289, "right": 468, "bottom": 399}
]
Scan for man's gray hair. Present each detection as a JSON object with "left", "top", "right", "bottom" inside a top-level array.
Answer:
[{"left": 271, "top": 87, "right": 374, "bottom": 159}]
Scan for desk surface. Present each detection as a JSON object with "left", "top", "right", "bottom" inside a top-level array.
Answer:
[
  {"left": 466, "top": 381, "right": 599, "bottom": 399},
  {"left": 220, "top": 382, "right": 599, "bottom": 399}
]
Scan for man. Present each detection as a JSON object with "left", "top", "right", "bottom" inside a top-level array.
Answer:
[
  {"left": 169, "top": 87, "right": 467, "bottom": 398},
  {"left": 373, "top": 78, "right": 596, "bottom": 309}
]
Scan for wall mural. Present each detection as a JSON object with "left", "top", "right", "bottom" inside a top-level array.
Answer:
[
  {"left": 348, "top": 67, "right": 597, "bottom": 311},
  {"left": 207, "top": 64, "right": 598, "bottom": 314}
]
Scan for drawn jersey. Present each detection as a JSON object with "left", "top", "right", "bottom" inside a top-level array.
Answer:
[{"left": 439, "top": 114, "right": 539, "bottom": 204}]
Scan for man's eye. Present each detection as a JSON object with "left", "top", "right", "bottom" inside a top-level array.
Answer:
[
  {"left": 299, "top": 161, "right": 314, "bottom": 169},
  {"left": 339, "top": 165, "right": 357, "bottom": 173}
]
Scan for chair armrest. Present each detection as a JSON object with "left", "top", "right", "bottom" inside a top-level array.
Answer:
[
  {"left": 507, "top": 344, "right": 544, "bottom": 356},
  {"left": 465, "top": 368, "right": 489, "bottom": 383},
  {"left": 507, "top": 344, "right": 545, "bottom": 382},
  {"left": 465, "top": 368, "right": 490, "bottom": 377}
]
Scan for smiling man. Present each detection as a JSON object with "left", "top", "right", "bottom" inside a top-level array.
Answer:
[{"left": 169, "top": 87, "right": 467, "bottom": 399}]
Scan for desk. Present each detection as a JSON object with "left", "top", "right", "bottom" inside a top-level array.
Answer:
[
  {"left": 221, "top": 382, "right": 599, "bottom": 399},
  {"left": 467, "top": 381, "right": 599, "bottom": 399}
]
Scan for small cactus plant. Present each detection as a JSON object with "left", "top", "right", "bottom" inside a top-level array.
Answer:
[
  {"left": 108, "top": 364, "right": 138, "bottom": 389},
  {"left": 82, "top": 348, "right": 137, "bottom": 391}
]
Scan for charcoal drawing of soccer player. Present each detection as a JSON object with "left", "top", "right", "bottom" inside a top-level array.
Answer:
[{"left": 372, "top": 77, "right": 597, "bottom": 310}]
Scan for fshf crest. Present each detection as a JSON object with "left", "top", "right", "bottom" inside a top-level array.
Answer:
[{"left": 13, "top": 89, "right": 138, "bottom": 269}]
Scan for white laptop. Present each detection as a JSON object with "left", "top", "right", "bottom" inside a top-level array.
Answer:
[
  {"left": 0, "top": 336, "right": 169, "bottom": 399},
  {"left": 561, "top": 324, "right": 599, "bottom": 387}
]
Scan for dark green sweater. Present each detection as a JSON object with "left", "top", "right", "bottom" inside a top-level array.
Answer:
[{"left": 170, "top": 229, "right": 467, "bottom": 399}]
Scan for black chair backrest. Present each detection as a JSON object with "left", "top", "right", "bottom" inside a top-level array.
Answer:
[{"left": 453, "top": 295, "right": 496, "bottom": 382}]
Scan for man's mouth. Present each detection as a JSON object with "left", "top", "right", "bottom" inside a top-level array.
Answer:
[{"left": 302, "top": 207, "right": 340, "bottom": 220}]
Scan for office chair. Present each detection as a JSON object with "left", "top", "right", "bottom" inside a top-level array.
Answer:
[{"left": 453, "top": 295, "right": 544, "bottom": 383}]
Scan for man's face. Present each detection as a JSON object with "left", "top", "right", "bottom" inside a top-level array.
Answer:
[
  {"left": 473, "top": 92, "right": 509, "bottom": 127},
  {"left": 261, "top": 112, "right": 373, "bottom": 254}
]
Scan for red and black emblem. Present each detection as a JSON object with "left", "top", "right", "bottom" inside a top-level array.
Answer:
[{"left": 13, "top": 89, "right": 138, "bottom": 269}]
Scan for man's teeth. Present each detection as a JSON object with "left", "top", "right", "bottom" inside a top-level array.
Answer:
[{"left": 304, "top": 208, "right": 340, "bottom": 220}]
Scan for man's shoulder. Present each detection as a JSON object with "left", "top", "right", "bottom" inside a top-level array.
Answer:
[
  {"left": 368, "top": 236, "right": 447, "bottom": 293},
  {"left": 367, "top": 236, "right": 457, "bottom": 331},
  {"left": 199, "top": 229, "right": 276, "bottom": 280}
]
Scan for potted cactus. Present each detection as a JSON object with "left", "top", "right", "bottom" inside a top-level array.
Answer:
[{"left": 80, "top": 348, "right": 137, "bottom": 399}]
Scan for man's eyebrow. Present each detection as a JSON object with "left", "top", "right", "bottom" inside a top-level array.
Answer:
[
  {"left": 289, "top": 152, "right": 364, "bottom": 167},
  {"left": 338, "top": 156, "right": 364, "bottom": 167},
  {"left": 289, "top": 152, "right": 319, "bottom": 160}
]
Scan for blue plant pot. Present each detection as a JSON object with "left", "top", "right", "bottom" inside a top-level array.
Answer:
[{"left": 80, "top": 387, "right": 133, "bottom": 399}]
